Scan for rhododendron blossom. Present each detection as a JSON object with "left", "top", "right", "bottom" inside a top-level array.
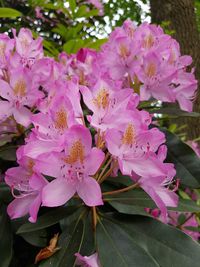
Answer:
[
  {"left": 75, "top": 253, "right": 101, "bottom": 267},
  {"left": 0, "top": 20, "right": 197, "bottom": 225}
]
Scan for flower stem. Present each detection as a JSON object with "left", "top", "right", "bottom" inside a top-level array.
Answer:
[
  {"left": 103, "top": 183, "right": 139, "bottom": 197},
  {"left": 97, "top": 157, "right": 112, "bottom": 182},
  {"left": 92, "top": 206, "right": 97, "bottom": 231}
]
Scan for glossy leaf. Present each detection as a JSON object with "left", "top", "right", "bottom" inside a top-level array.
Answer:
[
  {"left": 117, "top": 214, "right": 200, "bottom": 267},
  {"left": 98, "top": 213, "right": 200, "bottom": 267},
  {"left": 0, "top": 205, "right": 13, "bottom": 267},
  {"left": 150, "top": 107, "right": 200, "bottom": 118},
  {"left": 0, "top": 8, "right": 22, "bottom": 18},
  {"left": 17, "top": 205, "right": 81, "bottom": 234},
  {"left": 97, "top": 216, "right": 159, "bottom": 267},
  {"left": 39, "top": 211, "right": 87, "bottom": 267},
  {"left": 164, "top": 130, "right": 200, "bottom": 188}
]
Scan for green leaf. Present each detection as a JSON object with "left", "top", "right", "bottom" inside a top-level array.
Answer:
[
  {"left": 97, "top": 216, "right": 159, "bottom": 267},
  {"left": 69, "top": 0, "right": 76, "bottom": 14},
  {"left": 172, "top": 199, "right": 200, "bottom": 213},
  {"left": 20, "top": 229, "right": 48, "bottom": 247},
  {"left": 163, "top": 130, "right": 200, "bottom": 188},
  {"left": 63, "top": 39, "right": 84, "bottom": 54},
  {"left": 0, "top": 8, "right": 22, "bottom": 18},
  {"left": 0, "top": 145, "right": 17, "bottom": 161},
  {"left": 150, "top": 107, "right": 200, "bottom": 118},
  {"left": 86, "top": 38, "right": 107, "bottom": 50},
  {"left": 184, "top": 226, "right": 200, "bottom": 232},
  {"left": 105, "top": 189, "right": 155, "bottom": 216},
  {"left": 0, "top": 205, "right": 13, "bottom": 267},
  {"left": 39, "top": 211, "right": 87, "bottom": 267},
  {"left": 0, "top": 182, "right": 12, "bottom": 204},
  {"left": 17, "top": 205, "right": 81, "bottom": 234},
  {"left": 100, "top": 213, "right": 200, "bottom": 267}
]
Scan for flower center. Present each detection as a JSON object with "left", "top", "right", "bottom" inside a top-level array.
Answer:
[
  {"left": 145, "top": 62, "right": 157, "bottom": 78},
  {"left": 54, "top": 108, "right": 68, "bottom": 131},
  {"left": 0, "top": 42, "right": 6, "bottom": 57},
  {"left": 122, "top": 123, "right": 136, "bottom": 145},
  {"left": 142, "top": 34, "right": 154, "bottom": 49},
  {"left": 64, "top": 140, "right": 85, "bottom": 164},
  {"left": 94, "top": 89, "right": 110, "bottom": 109},
  {"left": 13, "top": 79, "right": 26, "bottom": 97},
  {"left": 119, "top": 44, "right": 130, "bottom": 59}
]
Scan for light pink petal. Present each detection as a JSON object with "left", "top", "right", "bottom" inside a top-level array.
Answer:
[
  {"left": 76, "top": 176, "right": 103, "bottom": 206},
  {"left": 42, "top": 178, "right": 76, "bottom": 207},
  {"left": 29, "top": 174, "right": 47, "bottom": 190},
  {"left": 13, "top": 107, "right": 32, "bottom": 127},
  {"left": 7, "top": 194, "right": 36, "bottom": 219},
  {"left": 28, "top": 194, "right": 42, "bottom": 223},
  {"left": 34, "top": 152, "right": 62, "bottom": 178},
  {"left": 85, "top": 148, "right": 105, "bottom": 175},
  {"left": 0, "top": 101, "right": 13, "bottom": 121},
  {"left": 75, "top": 252, "right": 100, "bottom": 267},
  {"left": 0, "top": 79, "right": 12, "bottom": 100},
  {"left": 176, "top": 95, "right": 193, "bottom": 112},
  {"left": 120, "top": 157, "right": 166, "bottom": 177},
  {"left": 105, "top": 129, "right": 121, "bottom": 156},
  {"left": 65, "top": 125, "right": 92, "bottom": 156},
  {"left": 141, "top": 184, "right": 168, "bottom": 223},
  {"left": 24, "top": 139, "right": 61, "bottom": 159}
]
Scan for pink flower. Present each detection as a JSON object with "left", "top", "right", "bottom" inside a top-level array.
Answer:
[
  {"left": 13, "top": 28, "right": 43, "bottom": 67},
  {"left": 169, "top": 212, "right": 200, "bottom": 240},
  {"left": 35, "top": 125, "right": 105, "bottom": 207},
  {"left": 136, "top": 145, "right": 178, "bottom": 222},
  {"left": 0, "top": 68, "right": 44, "bottom": 126},
  {"left": 81, "top": 80, "right": 133, "bottom": 132},
  {"left": 105, "top": 120, "right": 167, "bottom": 178},
  {"left": 5, "top": 156, "right": 47, "bottom": 222},
  {"left": 24, "top": 94, "right": 77, "bottom": 158},
  {"left": 75, "top": 252, "right": 101, "bottom": 267},
  {"left": 0, "top": 34, "right": 14, "bottom": 68}
]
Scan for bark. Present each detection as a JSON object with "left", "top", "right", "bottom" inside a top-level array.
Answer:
[{"left": 150, "top": 0, "right": 200, "bottom": 140}]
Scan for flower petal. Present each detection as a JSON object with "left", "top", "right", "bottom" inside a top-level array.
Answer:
[
  {"left": 42, "top": 178, "right": 76, "bottom": 207},
  {"left": 77, "top": 176, "right": 103, "bottom": 206}
]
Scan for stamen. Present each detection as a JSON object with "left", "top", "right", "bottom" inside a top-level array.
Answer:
[
  {"left": 145, "top": 62, "right": 157, "bottom": 78},
  {"left": 0, "top": 42, "right": 6, "bottom": 57},
  {"left": 142, "top": 34, "right": 154, "bottom": 49},
  {"left": 122, "top": 123, "right": 136, "bottom": 145},
  {"left": 13, "top": 79, "right": 26, "bottom": 97},
  {"left": 93, "top": 89, "right": 110, "bottom": 109},
  {"left": 54, "top": 108, "right": 68, "bottom": 130},
  {"left": 64, "top": 139, "right": 85, "bottom": 164},
  {"left": 119, "top": 44, "right": 130, "bottom": 59}
]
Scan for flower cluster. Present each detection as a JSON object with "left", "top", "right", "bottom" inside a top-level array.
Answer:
[{"left": 0, "top": 20, "right": 197, "bottom": 224}]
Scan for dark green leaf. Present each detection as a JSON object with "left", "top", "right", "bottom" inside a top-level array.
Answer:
[
  {"left": 39, "top": 211, "right": 87, "bottom": 267},
  {"left": 163, "top": 130, "right": 200, "bottom": 188},
  {"left": 184, "top": 226, "right": 200, "bottom": 232},
  {"left": 0, "top": 145, "right": 17, "bottom": 161},
  {"left": 0, "top": 182, "right": 12, "bottom": 204},
  {"left": 17, "top": 205, "right": 81, "bottom": 234},
  {"left": 0, "top": 8, "right": 22, "bottom": 18},
  {"left": 0, "top": 205, "right": 13, "bottom": 267},
  {"left": 20, "top": 229, "right": 48, "bottom": 247},
  {"left": 172, "top": 199, "right": 200, "bottom": 213},
  {"left": 110, "top": 213, "right": 200, "bottom": 267},
  {"left": 97, "top": 216, "right": 159, "bottom": 267},
  {"left": 150, "top": 107, "right": 200, "bottom": 118}
]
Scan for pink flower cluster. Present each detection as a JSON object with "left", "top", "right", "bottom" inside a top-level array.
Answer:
[{"left": 1, "top": 20, "right": 196, "bottom": 223}]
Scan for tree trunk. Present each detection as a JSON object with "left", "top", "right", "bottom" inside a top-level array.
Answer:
[{"left": 150, "top": 0, "right": 200, "bottom": 140}]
